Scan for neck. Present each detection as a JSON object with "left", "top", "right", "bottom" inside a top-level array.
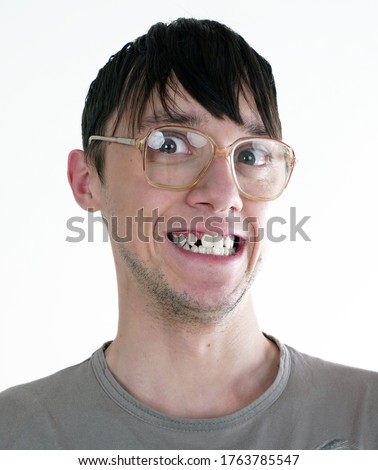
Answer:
[{"left": 105, "top": 290, "right": 280, "bottom": 419}]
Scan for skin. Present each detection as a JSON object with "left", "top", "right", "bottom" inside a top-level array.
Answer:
[{"left": 68, "top": 87, "right": 280, "bottom": 419}]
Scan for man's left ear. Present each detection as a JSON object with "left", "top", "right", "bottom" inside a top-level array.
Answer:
[{"left": 67, "top": 149, "right": 102, "bottom": 212}]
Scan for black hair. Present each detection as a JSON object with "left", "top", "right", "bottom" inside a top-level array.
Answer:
[{"left": 82, "top": 18, "right": 282, "bottom": 182}]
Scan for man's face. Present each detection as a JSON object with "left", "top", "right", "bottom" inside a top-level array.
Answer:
[{"left": 97, "top": 87, "right": 269, "bottom": 326}]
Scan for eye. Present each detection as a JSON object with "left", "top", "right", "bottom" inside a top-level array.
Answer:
[
  {"left": 237, "top": 147, "right": 269, "bottom": 166},
  {"left": 148, "top": 131, "right": 190, "bottom": 155},
  {"left": 160, "top": 137, "right": 186, "bottom": 154}
]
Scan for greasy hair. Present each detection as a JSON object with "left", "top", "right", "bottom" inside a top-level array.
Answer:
[{"left": 82, "top": 18, "right": 282, "bottom": 183}]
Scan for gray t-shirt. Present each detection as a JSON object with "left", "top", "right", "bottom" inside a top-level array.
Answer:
[{"left": 1, "top": 338, "right": 377, "bottom": 449}]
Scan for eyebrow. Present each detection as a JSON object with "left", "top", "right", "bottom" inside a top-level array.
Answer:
[
  {"left": 139, "top": 111, "right": 204, "bottom": 131},
  {"left": 139, "top": 111, "right": 269, "bottom": 137},
  {"left": 242, "top": 121, "right": 269, "bottom": 137}
]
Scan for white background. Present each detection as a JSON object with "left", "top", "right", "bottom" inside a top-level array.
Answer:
[{"left": 1, "top": 0, "right": 377, "bottom": 392}]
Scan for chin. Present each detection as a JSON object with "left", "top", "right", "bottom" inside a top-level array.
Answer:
[{"left": 157, "top": 277, "right": 253, "bottom": 328}]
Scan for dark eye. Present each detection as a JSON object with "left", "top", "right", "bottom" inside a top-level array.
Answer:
[
  {"left": 237, "top": 148, "right": 267, "bottom": 166},
  {"left": 238, "top": 150, "right": 256, "bottom": 164},
  {"left": 148, "top": 132, "right": 189, "bottom": 155},
  {"left": 160, "top": 138, "right": 177, "bottom": 154}
]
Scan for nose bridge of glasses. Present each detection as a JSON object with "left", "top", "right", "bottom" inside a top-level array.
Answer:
[
  {"left": 213, "top": 144, "right": 233, "bottom": 165},
  {"left": 203, "top": 144, "right": 237, "bottom": 188}
]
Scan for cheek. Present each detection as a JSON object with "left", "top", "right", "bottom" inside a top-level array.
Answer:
[
  {"left": 102, "top": 181, "right": 182, "bottom": 244},
  {"left": 104, "top": 147, "right": 141, "bottom": 188},
  {"left": 103, "top": 154, "right": 144, "bottom": 209}
]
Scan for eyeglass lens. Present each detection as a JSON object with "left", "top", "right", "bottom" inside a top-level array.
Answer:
[{"left": 145, "top": 127, "right": 292, "bottom": 200}]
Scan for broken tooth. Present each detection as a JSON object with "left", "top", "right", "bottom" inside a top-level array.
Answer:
[
  {"left": 187, "top": 232, "right": 197, "bottom": 246},
  {"left": 190, "top": 245, "right": 199, "bottom": 253}
]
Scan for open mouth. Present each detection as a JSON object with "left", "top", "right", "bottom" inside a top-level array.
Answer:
[{"left": 167, "top": 232, "right": 240, "bottom": 256}]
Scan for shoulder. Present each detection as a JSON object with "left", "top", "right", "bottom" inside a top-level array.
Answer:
[
  {"left": 0, "top": 356, "right": 94, "bottom": 449},
  {"left": 285, "top": 344, "right": 378, "bottom": 402},
  {"left": 288, "top": 345, "right": 378, "bottom": 381},
  {"left": 279, "top": 343, "right": 378, "bottom": 449},
  {"left": 1, "top": 355, "right": 94, "bottom": 400}
]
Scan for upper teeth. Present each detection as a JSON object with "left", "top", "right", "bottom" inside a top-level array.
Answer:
[{"left": 171, "top": 233, "right": 236, "bottom": 256}]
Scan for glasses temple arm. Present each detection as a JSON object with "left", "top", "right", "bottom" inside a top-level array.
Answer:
[{"left": 88, "top": 135, "right": 137, "bottom": 146}]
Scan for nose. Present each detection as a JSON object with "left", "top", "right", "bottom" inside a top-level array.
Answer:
[{"left": 185, "top": 153, "right": 243, "bottom": 213}]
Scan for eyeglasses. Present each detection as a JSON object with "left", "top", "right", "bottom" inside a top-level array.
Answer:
[{"left": 89, "top": 125, "right": 296, "bottom": 201}]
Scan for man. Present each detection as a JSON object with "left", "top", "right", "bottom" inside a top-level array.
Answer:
[{"left": 0, "top": 18, "right": 377, "bottom": 450}]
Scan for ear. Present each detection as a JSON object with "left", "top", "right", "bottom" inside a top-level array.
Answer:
[{"left": 67, "top": 149, "right": 102, "bottom": 212}]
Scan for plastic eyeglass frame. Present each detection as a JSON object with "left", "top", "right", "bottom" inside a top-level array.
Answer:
[{"left": 88, "top": 125, "right": 296, "bottom": 201}]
